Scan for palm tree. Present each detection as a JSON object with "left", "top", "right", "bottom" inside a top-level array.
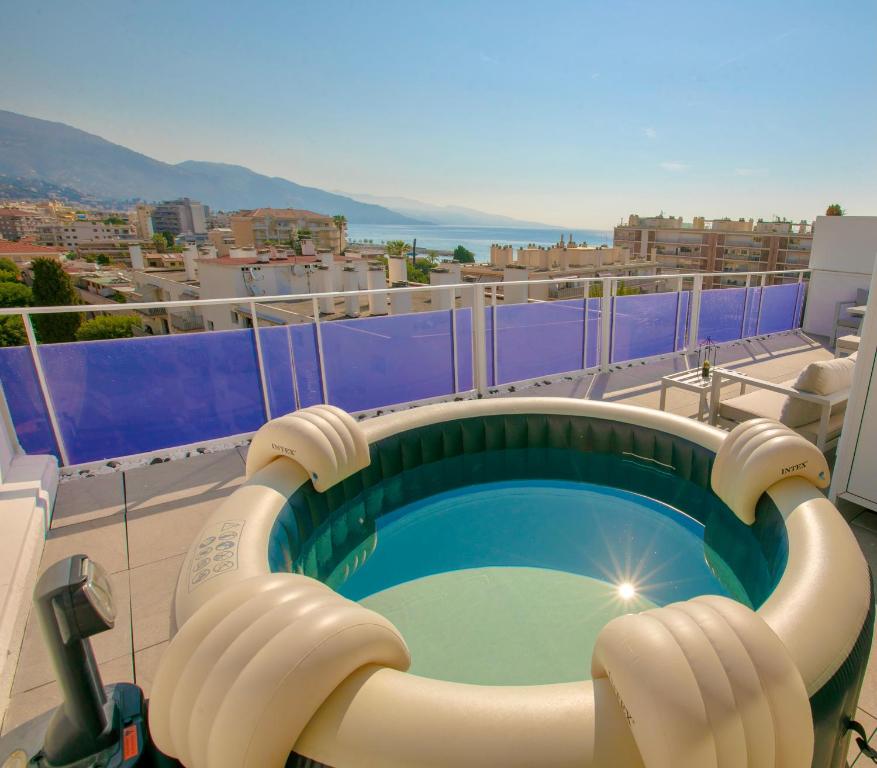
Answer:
[
  {"left": 332, "top": 215, "right": 347, "bottom": 248},
  {"left": 385, "top": 240, "right": 410, "bottom": 257}
]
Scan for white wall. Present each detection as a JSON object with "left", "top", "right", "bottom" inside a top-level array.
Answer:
[{"left": 802, "top": 216, "right": 877, "bottom": 337}]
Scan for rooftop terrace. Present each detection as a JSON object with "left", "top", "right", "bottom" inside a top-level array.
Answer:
[
  {"left": 0, "top": 266, "right": 874, "bottom": 765},
  {"left": 3, "top": 332, "right": 877, "bottom": 766}
]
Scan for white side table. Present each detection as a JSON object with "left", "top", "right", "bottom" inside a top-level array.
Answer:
[{"left": 659, "top": 367, "right": 739, "bottom": 422}]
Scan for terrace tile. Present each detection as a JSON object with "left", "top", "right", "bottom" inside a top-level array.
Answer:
[
  {"left": 133, "top": 641, "right": 168, "bottom": 698},
  {"left": 124, "top": 449, "right": 245, "bottom": 569},
  {"left": 51, "top": 471, "right": 124, "bottom": 529},
  {"left": 129, "top": 554, "right": 184, "bottom": 652},
  {"left": 40, "top": 514, "right": 128, "bottom": 576}
]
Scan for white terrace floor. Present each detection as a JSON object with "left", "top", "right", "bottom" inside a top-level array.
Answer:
[{"left": 3, "top": 331, "right": 877, "bottom": 766}]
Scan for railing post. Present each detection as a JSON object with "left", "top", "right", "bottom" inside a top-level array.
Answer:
[
  {"left": 754, "top": 273, "right": 768, "bottom": 335},
  {"left": 491, "top": 285, "right": 498, "bottom": 386},
  {"left": 673, "top": 276, "right": 684, "bottom": 352},
  {"left": 249, "top": 300, "right": 272, "bottom": 421},
  {"left": 471, "top": 285, "right": 488, "bottom": 394},
  {"left": 599, "top": 277, "right": 612, "bottom": 371},
  {"left": 22, "top": 312, "right": 70, "bottom": 467},
  {"left": 740, "top": 273, "right": 752, "bottom": 339},
  {"left": 450, "top": 298, "right": 459, "bottom": 394},
  {"left": 311, "top": 296, "right": 329, "bottom": 405},
  {"left": 795, "top": 270, "right": 806, "bottom": 329},
  {"left": 581, "top": 280, "right": 590, "bottom": 370},
  {"left": 687, "top": 274, "right": 703, "bottom": 351}
]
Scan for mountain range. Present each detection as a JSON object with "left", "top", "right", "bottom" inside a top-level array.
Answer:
[
  {"left": 335, "top": 191, "right": 555, "bottom": 228},
  {"left": 0, "top": 110, "right": 549, "bottom": 227}
]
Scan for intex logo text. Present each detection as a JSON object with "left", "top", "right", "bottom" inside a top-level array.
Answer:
[
  {"left": 781, "top": 460, "right": 807, "bottom": 475},
  {"left": 271, "top": 442, "right": 296, "bottom": 457}
]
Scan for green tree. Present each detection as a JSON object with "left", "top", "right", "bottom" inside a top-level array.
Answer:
[
  {"left": 0, "top": 282, "right": 33, "bottom": 307},
  {"left": 332, "top": 214, "right": 347, "bottom": 239},
  {"left": 30, "top": 257, "right": 82, "bottom": 343},
  {"left": 407, "top": 255, "right": 438, "bottom": 283},
  {"left": 826, "top": 203, "right": 845, "bottom": 216},
  {"left": 0, "top": 257, "right": 21, "bottom": 283},
  {"left": 161, "top": 231, "right": 175, "bottom": 248},
  {"left": 0, "top": 317, "right": 26, "bottom": 347},
  {"left": 75, "top": 315, "right": 140, "bottom": 341},
  {"left": 152, "top": 233, "right": 168, "bottom": 253},
  {"left": 96, "top": 254, "right": 111, "bottom": 266},
  {"left": 386, "top": 240, "right": 410, "bottom": 257},
  {"left": 452, "top": 245, "right": 476, "bottom": 263}
]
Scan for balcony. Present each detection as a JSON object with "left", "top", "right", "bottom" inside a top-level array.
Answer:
[
  {"left": 3, "top": 267, "right": 877, "bottom": 766},
  {"left": 169, "top": 310, "right": 204, "bottom": 332},
  {"left": 0, "top": 269, "right": 809, "bottom": 468}
]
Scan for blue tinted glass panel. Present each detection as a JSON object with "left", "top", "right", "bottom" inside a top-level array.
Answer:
[
  {"left": 258, "top": 323, "right": 324, "bottom": 416},
  {"left": 320, "top": 310, "right": 455, "bottom": 412},
  {"left": 495, "top": 299, "right": 598, "bottom": 385},
  {"left": 0, "top": 346, "right": 57, "bottom": 457},
  {"left": 455, "top": 308, "right": 474, "bottom": 393},
  {"left": 612, "top": 292, "right": 689, "bottom": 363},
  {"left": 39, "top": 330, "right": 266, "bottom": 465},
  {"left": 698, "top": 288, "right": 747, "bottom": 344},
  {"left": 757, "top": 283, "right": 803, "bottom": 334}
]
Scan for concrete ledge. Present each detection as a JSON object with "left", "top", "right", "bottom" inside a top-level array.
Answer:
[{"left": 0, "top": 453, "right": 58, "bottom": 722}]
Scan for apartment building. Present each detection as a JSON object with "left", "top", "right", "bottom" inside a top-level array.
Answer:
[
  {"left": 131, "top": 204, "right": 155, "bottom": 239},
  {"left": 151, "top": 198, "right": 208, "bottom": 237},
  {"left": 207, "top": 227, "right": 235, "bottom": 257},
  {"left": 230, "top": 208, "right": 345, "bottom": 255},
  {"left": 0, "top": 207, "right": 44, "bottom": 240},
  {"left": 37, "top": 218, "right": 138, "bottom": 256},
  {"left": 613, "top": 214, "right": 813, "bottom": 286}
]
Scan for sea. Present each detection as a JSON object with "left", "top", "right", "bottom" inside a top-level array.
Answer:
[{"left": 346, "top": 224, "right": 613, "bottom": 263}]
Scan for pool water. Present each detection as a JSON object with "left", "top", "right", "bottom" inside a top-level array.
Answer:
[{"left": 325, "top": 479, "right": 734, "bottom": 685}]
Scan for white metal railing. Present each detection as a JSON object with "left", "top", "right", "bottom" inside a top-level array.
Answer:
[{"left": 0, "top": 268, "right": 809, "bottom": 467}]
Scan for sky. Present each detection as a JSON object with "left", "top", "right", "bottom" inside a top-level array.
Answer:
[{"left": 1, "top": 0, "right": 875, "bottom": 228}]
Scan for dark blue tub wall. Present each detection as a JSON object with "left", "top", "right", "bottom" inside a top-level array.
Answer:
[{"left": 0, "top": 283, "right": 804, "bottom": 465}]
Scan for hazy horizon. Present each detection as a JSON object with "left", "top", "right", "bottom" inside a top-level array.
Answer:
[{"left": 2, "top": 0, "right": 875, "bottom": 228}]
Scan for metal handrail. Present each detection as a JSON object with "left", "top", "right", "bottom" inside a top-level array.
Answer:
[{"left": 0, "top": 268, "right": 809, "bottom": 316}]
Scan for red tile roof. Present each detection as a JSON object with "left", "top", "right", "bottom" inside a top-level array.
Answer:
[
  {"left": 0, "top": 240, "right": 66, "bottom": 255},
  {"left": 235, "top": 208, "right": 334, "bottom": 222},
  {"left": 0, "top": 208, "right": 32, "bottom": 218}
]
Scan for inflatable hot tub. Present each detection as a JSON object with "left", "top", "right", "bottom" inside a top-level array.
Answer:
[{"left": 148, "top": 399, "right": 873, "bottom": 768}]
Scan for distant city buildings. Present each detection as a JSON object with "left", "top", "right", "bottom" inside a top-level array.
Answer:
[
  {"left": 0, "top": 207, "right": 43, "bottom": 240},
  {"left": 230, "top": 208, "right": 346, "bottom": 255},
  {"left": 131, "top": 203, "right": 154, "bottom": 239},
  {"left": 37, "top": 217, "right": 138, "bottom": 256},
  {"left": 151, "top": 198, "right": 208, "bottom": 237},
  {"left": 613, "top": 214, "right": 813, "bottom": 286}
]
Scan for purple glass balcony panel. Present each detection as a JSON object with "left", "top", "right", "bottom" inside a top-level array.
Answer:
[
  {"left": 455, "top": 308, "right": 474, "bottom": 393},
  {"left": 319, "top": 310, "right": 457, "bottom": 413},
  {"left": 494, "top": 299, "right": 600, "bottom": 385},
  {"left": 38, "top": 330, "right": 267, "bottom": 465},
  {"left": 611, "top": 291, "right": 690, "bottom": 363},
  {"left": 0, "top": 346, "right": 58, "bottom": 457},
  {"left": 258, "top": 324, "right": 324, "bottom": 416},
  {"left": 757, "top": 283, "right": 804, "bottom": 334},
  {"left": 698, "top": 288, "right": 748, "bottom": 344}
]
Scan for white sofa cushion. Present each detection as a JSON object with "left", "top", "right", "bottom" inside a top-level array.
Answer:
[{"left": 793, "top": 357, "right": 855, "bottom": 396}]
